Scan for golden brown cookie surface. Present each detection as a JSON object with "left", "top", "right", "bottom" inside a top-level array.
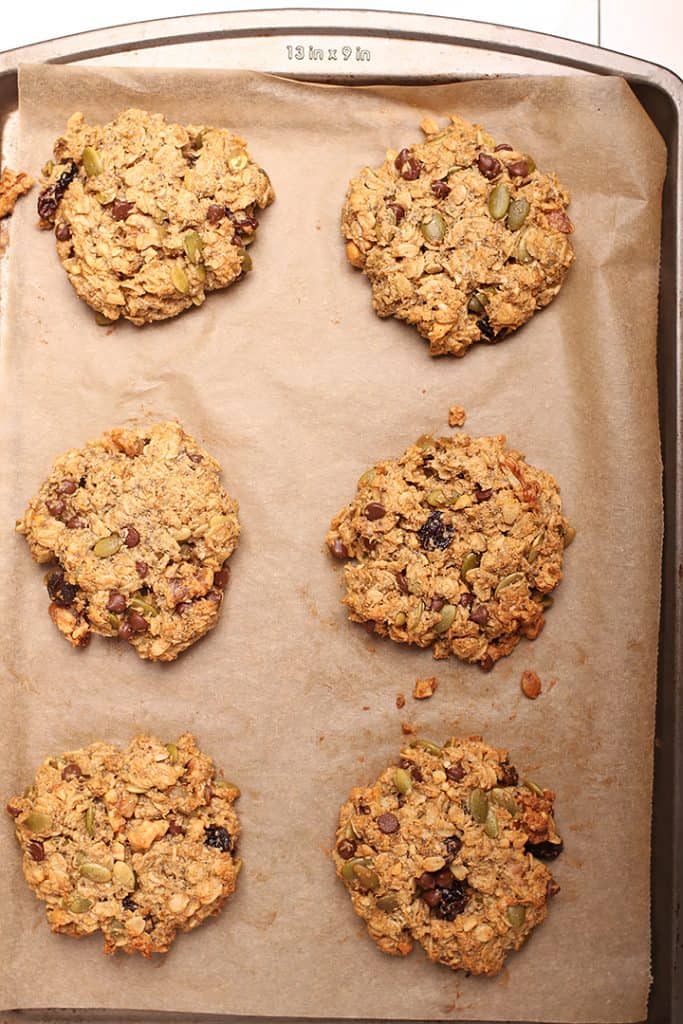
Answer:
[
  {"left": 37, "top": 108, "right": 274, "bottom": 325},
  {"left": 333, "top": 736, "right": 562, "bottom": 976},
  {"left": 342, "top": 114, "right": 574, "bottom": 356},
  {"left": 327, "top": 432, "right": 573, "bottom": 668},
  {"left": 7, "top": 733, "right": 241, "bottom": 957},
  {"left": 17, "top": 421, "right": 239, "bottom": 661}
]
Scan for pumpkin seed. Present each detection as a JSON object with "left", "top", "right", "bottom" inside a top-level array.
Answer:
[
  {"left": 434, "top": 603, "right": 456, "bottom": 634},
  {"left": 411, "top": 739, "right": 443, "bottom": 757},
  {"left": 469, "top": 788, "right": 489, "bottom": 823},
  {"left": 394, "top": 612, "right": 407, "bottom": 627},
  {"left": 376, "top": 894, "right": 400, "bottom": 912},
  {"left": 93, "top": 535, "right": 122, "bottom": 558},
  {"left": 506, "top": 904, "right": 527, "bottom": 928},
  {"left": 95, "top": 312, "right": 115, "bottom": 326},
  {"left": 80, "top": 862, "right": 112, "bottom": 883},
  {"left": 183, "top": 230, "right": 203, "bottom": 265},
  {"left": 112, "top": 861, "right": 136, "bottom": 890},
  {"left": 62, "top": 894, "right": 93, "bottom": 914},
  {"left": 128, "top": 596, "right": 158, "bottom": 618},
  {"left": 420, "top": 211, "right": 446, "bottom": 244},
  {"left": 84, "top": 805, "right": 95, "bottom": 838},
  {"left": 341, "top": 856, "right": 372, "bottom": 881},
  {"left": 523, "top": 779, "right": 545, "bottom": 797},
  {"left": 563, "top": 524, "right": 576, "bottom": 547},
  {"left": 426, "top": 488, "right": 447, "bottom": 507},
  {"left": 515, "top": 233, "right": 533, "bottom": 264},
  {"left": 196, "top": 263, "right": 207, "bottom": 283},
  {"left": 228, "top": 152, "right": 249, "bottom": 172},
  {"left": 82, "top": 147, "right": 103, "bottom": 177},
  {"left": 507, "top": 198, "right": 530, "bottom": 231},
  {"left": 488, "top": 183, "right": 510, "bottom": 220},
  {"left": 415, "top": 434, "right": 435, "bottom": 450},
  {"left": 23, "top": 811, "right": 51, "bottom": 833},
  {"left": 489, "top": 788, "right": 519, "bottom": 816},
  {"left": 525, "top": 154, "right": 536, "bottom": 172},
  {"left": 467, "top": 291, "right": 489, "bottom": 315},
  {"left": 484, "top": 807, "right": 499, "bottom": 838},
  {"left": 539, "top": 594, "right": 554, "bottom": 609},
  {"left": 359, "top": 468, "right": 377, "bottom": 486},
  {"left": 407, "top": 600, "right": 424, "bottom": 632},
  {"left": 394, "top": 768, "right": 413, "bottom": 795},
  {"left": 460, "top": 551, "right": 481, "bottom": 582},
  {"left": 165, "top": 743, "right": 179, "bottom": 764},
  {"left": 526, "top": 531, "right": 545, "bottom": 563},
  {"left": 106, "top": 614, "right": 120, "bottom": 629},
  {"left": 42, "top": 160, "right": 54, "bottom": 177},
  {"left": 241, "top": 251, "right": 253, "bottom": 273},
  {"left": 495, "top": 572, "right": 525, "bottom": 596},
  {"left": 96, "top": 189, "right": 116, "bottom": 205},
  {"left": 353, "top": 864, "right": 380, "bottom": 891},
  {"left": 171, "top": 264, "right": 190, "bottom": 295}
]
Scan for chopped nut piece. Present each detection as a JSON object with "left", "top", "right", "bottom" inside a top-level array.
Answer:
[
  {"left": 395, "top": 693, "right": 406, "bottom": 709},
  {"left": 520, "top": 669, "right": 542, "bottom": 700},
  {"left": 413, "top": 676, "right": 439, "bottom": 700},
  {"left": 0, "top": 167, "right": 34, "bottom": 219},
  {"left": 448, "top": 405, "right": 467, "bottom": 428}
]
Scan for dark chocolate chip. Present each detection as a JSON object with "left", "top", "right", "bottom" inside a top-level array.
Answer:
[{"left": 376, "top": 812, "right": 400, "bottom": 835}]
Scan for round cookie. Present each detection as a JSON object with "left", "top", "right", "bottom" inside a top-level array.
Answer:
[
  {"left": 342, "top": 113, "right": 574, "bottom": 357},
  {"left": 37, "top": 108, "right": 274, "bottom": 325},
  {"left": 6, "top": 733, "right": 241, "bottom": 957},
  {"left": 333, "top": 736, "right": 562, "bottom": 976},
  {"left": 17, "top": 421, "right": 239, "bottom": 662},
  {"left": 326, "top": 432, "right": 573, "bottom": 668}
]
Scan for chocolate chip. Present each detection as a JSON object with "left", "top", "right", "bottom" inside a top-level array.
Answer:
[
  {"left": 37, "top": 186, "right": 59, "bottom": 221},
  {"left": 431, "top": 180, "right": 451, "bottom": 199},
  {"left": 336, "top": 838, "right": 357, "bottom": 859},
  {"left": 66, "top": 516, "right": 86, "bottom": 529},
  {"left": 526, "top": 839, "right": 564, "bottom": 861},
  {"left": 46, "top": 569, "right": 77, "bottom": 608},
  {"left": 123, "top": 526, "right": 140, "bottom": 548},
  {"left": 330, "top": 538, "right": 348, "bottom": 560},
  {"left": 430, "top": 597, "right": 445, "bottom": 612},
  {"left": 480, "top": 654, "right": 494, "bottom": 672},
  {"left": 61, "top": 763, "right": 82, "bottom": 781},
  {"left": 118, "top": 621, "right": 134, "bottom": 641},
  {"left": 435, "top": 881, "right": 469, "bottom": 920},
  {"left": 364, "top": 502, "right": 386, "bottom": 521},
  {"left": 111, "top": 199, "right": 134, "bottom": 221},
  {"left": 494, "top": 143, "right": 513, "bottom": 152},
  {"left": 469, "top": 605, "right": 489, "bottom": 626},
  {"left": 446, "top": 763, "right": 465, "bottom": 783},
  {"left": 135, "top": 560, "right": 149, "bottom": 578},
  {"left": 27, "top": 840, "right": 46, "bottom": 862},
  {"left": 394, "top": 148, "right": 421, "bottom": 180},
  {"left": 376, "top": 812, "right": 400, "bottom": 835},
  {"left": 204, "top": 825, "right": 232, "bottom": 852},
  {"left": 417, "top": 511, "right": 454, "bottom": 551},
  {"left": 459, "top": 593, "right": 474, "bottom": 608},
  {"left": 214, "top": 568, "right": 231, "bottom": 588},
  {"left": 46, "top": 499, "right": 66, "bottom": 518},
  {"left": 477, "top": 153, "right": 501, "bottom": 180},
  {"left": 55, "top": 222, "right": 71, "bottom": 241},
  {"left": 122, "top": 896, "right": 138, "bottom": 912},
  {"left": 167, "top": 820, "right": 185, "bottom": 836},
  {"left": 187, "top": 452, "right": 204, "bottom": 463},
  {"left": 6, "top": 803, "right": 21, "bottom": 818},
  {"left": 507, "top": 159, "right": 530, "bottom": 177},
  {"left": 499, "top": 761, "right": 518, "bottom": 786},
  {"left": 474, "top": 486, "right": 493, "bottom": 502},
  {"left": 127, "top": 611, "right": 148, "bottom": 633},
  {"left": 387, "top": 202, "right": 405, "bottom": 223},
  {"left": 395, "top": 571, "right": 409, "bottom": 594},
  {"left": 106, "top": 592, "right": 127, "bottom": 614},
  {"left": 422, "top": 888, "right": 442, "bottom": 908},
  {"left": 207, "top": 204, "right": 226, "bottom": 224},
  {"left": 416, "top": 872, "right": 437, "bottom": 891},
  {"left": 444, "top": 835, "right": 463, "bottom": 858},
  {"left": 59, "top": 479, "right": 77, "bottom": 495}
]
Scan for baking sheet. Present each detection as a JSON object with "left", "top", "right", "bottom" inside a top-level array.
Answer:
[{"left": 0, "top": 65, "right": 666, "bottom": 1023}]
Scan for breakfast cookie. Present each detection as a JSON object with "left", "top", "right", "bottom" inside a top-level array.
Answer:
[
  {"left": 6, "top": 733, "right": 241, "bottom": 957},
  {"left": 333, "top": 736, "right": 562, "bottom": 976},
  {"left": 327, "top": 432, "right": 573, "bottom": 668},
  {"left": 342, "top": 113, "right": 574, "bottom": 356},
  {"left": 17, "top": 421, "right": 239, "bottom": 661},
  {"left": 37, "top": 108, "right": 274, "bottom": 325}
]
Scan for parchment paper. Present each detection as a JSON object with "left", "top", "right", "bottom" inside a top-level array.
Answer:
[{"left": 0, "top": 66, "right": 666, "bottom": 1023}]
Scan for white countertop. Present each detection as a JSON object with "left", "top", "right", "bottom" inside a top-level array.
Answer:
[{"left": 3, "top": 0, "right": 682, "bottom": 77}]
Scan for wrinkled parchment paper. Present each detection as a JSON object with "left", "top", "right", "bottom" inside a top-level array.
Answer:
[{"left": 0, "top": 66, "right": 666, "bottom": 1023}]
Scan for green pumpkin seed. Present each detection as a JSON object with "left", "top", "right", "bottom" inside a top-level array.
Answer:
[
  {"left": 434, "top": 604, "right": 456, "bottom": 634},
  {"left": 106, "top": 614, "right": 120, "bottom": 629},
  {"left": 507, "top": 198, "right": 530, "bottom": 231},
  {"left": 353, "top": 864, "right": 380, "bottom": 891},
  {"left": 420, "top": 211, "right": 446, "bottom": 244},
  {"left": 23, "top": 811, "right": 51, "bottom": 833},
  {"left": 84, "top": 806, "right": 96, "bottom": 838},
  {"left": 95, "top": 312, "right": 115, "bottom": 326},
  {"left": 407, "top": 600, "right": 424, "bottom": 632},
  {"left": 376, "top": 894, "right": 400, "bottom": 912},
  {"left": 394, "top": 612, "right": 407, "bottom": 627},
  {"left": 563, "top": 524, "right": 576, "bottom": 547},
  {"left": 539, "top": 594, "right": 554, "bottom": 609},
  {"left": 495, "top": 572, "right": 525, "bottom": 596},
  {"left": 165, "top": 743, "right": 179, "bottom": 764},
  {"left": 241, "top": 251, "right": 253, "bottom": 273},
  {"left": 96, "top": 189, "right": 116, "bottom": 205},
  {"left": 93, "top": 534, "right": 122, "bottom": 558},
  {"left": 523, "top": 779, "right": 545, "bottom": 797},
  {"left": 469, "top": 788, "right": 489, "bottom": 823},
  {"left": 128, "top": 596, "right": 157, "bottom": 617},
  {"left": 228, "top": 152, "right": 249, "bottom": 172},
  {"left": 80, "top": 862, "right": 112, "bottom": 883},
  {"left": 467, "top": 291, "right": 489, "bottom": 315},
  {"left": 426, "top": 488, "right": 447, "bottom": 507},
  {"left": 411, "top": 739, "right": 443, "bottom": 757},
  {"left": 62, "top": 894, "right": 93, "bottom": 915},
  {"left": 484, "top": 807, "right": 499, "bottom": 838},
  {"left": 82, "top": 146, "right": 103, "bottom": 177},
  {"left": 525, "top": 155, "right": 536, "bottom": 173},
  {"left": 183, "top": 230, "right": 203, "bottom": 265},
  {"left": 112, "top": 861, "right": 136, "bottom": 890},
  {"left": 526, "top": 531, "right": 545, "bottom": 563},
  {"left": 359, "top": 468, "right": 377, "bottom": 487},
  {"left": 460, "top": 551, "right": 481, "bottom": 582},
  {"left": 488, "top": 183, "right": 510, "bottom": 220},
  {"left": 415, "top": 434, "right": 435, "bottom": 450},
  {"left": 195, "top": 263, "right": 207, "bottom": 283},
  {"left": 515, "top": 233, "right": 533, "bottom": 264},
  {"left": 506, "top": 904, "right": 527, "bottom": 928},
  {"left": 394, "top": 768, "right": 413, "bottom": 795},
  {"left": 341, "top": 856, "right": 372, "bottom": 881},
  {"left": 489, "top": 788, "right": 519, "bottom": 816},
  {"left": 171, "top": 264, "right": 190, "bottom": 295}
]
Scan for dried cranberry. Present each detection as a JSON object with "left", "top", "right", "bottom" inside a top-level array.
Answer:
[
  {"left": 395, "top": 571, "right": 409, "bottom": 594},
  {"left": 6, "top": 803, "right": 20, "bottom": 818},
  {"left": 167, "top": 820, "right": 185, "bottom": 836},
  {"left": 499, "top": 761, "right": 518, "bottom": 786},
  {"left": 55, "top": 222, "right": 71, "bottom": 242},
  {"left": 336, "top": 838, "right": 357, "bottom": 859},
  {"left": 207, "top": 204, "right": 226, "bottom": 224},
  {"left": 28, "top": 840, "right": 45, "bottom": 862},
  {"left": 417, "top": 511, "right": 454, "bottom": 551},
  {"left": 111, "top": 199, "right": 134, "bottom": 221},
  {"left": 477, "top": 153, "right": 501, "bottom": 180},
  {"left": 446, "top": 764, "right": 465, "bottom": 783},
  {"left": 376, "top": 813, "right": 400, "bottom": 835},
  {"left": 123, "top": 526, "right": 140, "bottom": 548},
  {"left": 204, "top": 825, "right": 232, "bottom": 852},
  {"left": 364, "top": 502, "right": 386, "bottom": 521},
  {"left": 387, "top": 202, "right": 405, "bottom": 223},
  {"left": 46, "top": 569, "right": 77, "bottom": 607},
  {"left": 214, "top": 567, "right": 231, "bottom": 588},
  {"left": 187, "top": 452, "right": 204, "bottom": 463},
  {"left": 469, "top": 605, "right": 489, "bottom": 626},
  {"left": 330, "top": 538, "right": 348, "bottom": 560},
  {"left": 480, "top": 654, "right": 494, "bottom": 672},
  {"left": 434, "top": 868, "right": 454, "bottom": 889},
  {"left": 61, "top": 763, "right": 82, "bottom": 781},
  {"left": 431, "top": 180, "right": 451, "bottom": 199},
  {"left": 394, "top": 148, "right": 421, "bottom": 180},
  {"left": 547, "top": 879, "right": 561, "bottom": 899},
  {"left": 435, "top": 880, "right": 469, "bottom": 920},
  {"left": 444, "top": 835, "right": 462, "bottom": 858},
  {"left": 416, "top": 872, "right": 436, "bottom": 891},
  {"left": 526, "top": 839, "right": 564, "bottom": 860},
  {"left": 422, "top": 888, "right": 441, "bottom": 908},
  {"left": 106, "top": 592, "right": 127, "bottom": 615},
  {"left": 122, "top": 896, "right": 138, "bottom": 912}
]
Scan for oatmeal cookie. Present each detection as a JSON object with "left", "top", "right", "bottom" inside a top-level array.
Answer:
[
  {"left": 17, "top": 421, "right": 239, "bottom": 661},
  {"left": 327, "top": 432, "right": 573, "bottom": 668},
  {"left": 6, "top": 733, "right": 241, "bottom": 957},
  {"left": 37, "top": 108, "right": 274, "bottom": 325},
  {"left": 333, "top": 736, "right": 562, "bottom": 975},
  {"left": 342, "top": 113, "right": 574, "bottom": 356},
  {"left": 0, "top": 167, "right": 34, "bottom": 218}
]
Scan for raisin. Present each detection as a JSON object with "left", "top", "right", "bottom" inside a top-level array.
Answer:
[
  {"left": 526, "top": 839, "right": 564, "bottom": 860},
  {"left": 227, "top": 210, "right": 258, "bottom": 236},
  {"left": 28, "top": 840, "right": 45, "bottom": 862},
  {"left": 435, "top": 880, "right": 469, "bottom": 920},
  {"left": 111, "top": 199, "right": 134, "bottom": 221},
  {"left": 38, "top": 160, "right": 77, "bottom": 221},
  {"left": 46, "top": 568, "right": 77, "bottom": 607},
  {"left": 444, "top": 835, "right": 462, "bottom": 859},
  {"left": 122, "top": 896, "right": 138, "bottom": 912},
  {"left": 417, "top": 511, "right": 454, "bottom": 551},
  {"left": 446, "top": 763, "right": 466, "bottom": 783},
  {"left": 477, "top": 316, "right": 508, "bottom": 344},
  {"left": 474, "top": 486, "right": 493, "bottom": 502},
  {"left": 204, "top": 825, "right": 232, "bottom": 852},
  {"left": 207, "top": 203, "right": 226, "bottom": 224},
  {"left": 499, "top": 761, "right": 518, "bottom": 786}
]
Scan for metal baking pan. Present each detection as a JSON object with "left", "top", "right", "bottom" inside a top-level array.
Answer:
[{"left": 0, "top": 9, "right": 680, "bottom": 1024}]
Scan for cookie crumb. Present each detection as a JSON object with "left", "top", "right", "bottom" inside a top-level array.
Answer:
[
  {"left": 413, "top": 676, "right": 438, "bottom": 700},
  {"left": 448, "top": 405, "right": 467, "bottom": 428},
  {"left": 396, "top": 693, "right": 406, "bottom": 709},
  {"left": 401, "top": 721, "right": 417, "bottom": 735},
  {"left": 520, "top": 670, "right": 542, "bottom": 700},
  {"left": 0, "top": 167, "right": 34, "bottom": 219}
]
